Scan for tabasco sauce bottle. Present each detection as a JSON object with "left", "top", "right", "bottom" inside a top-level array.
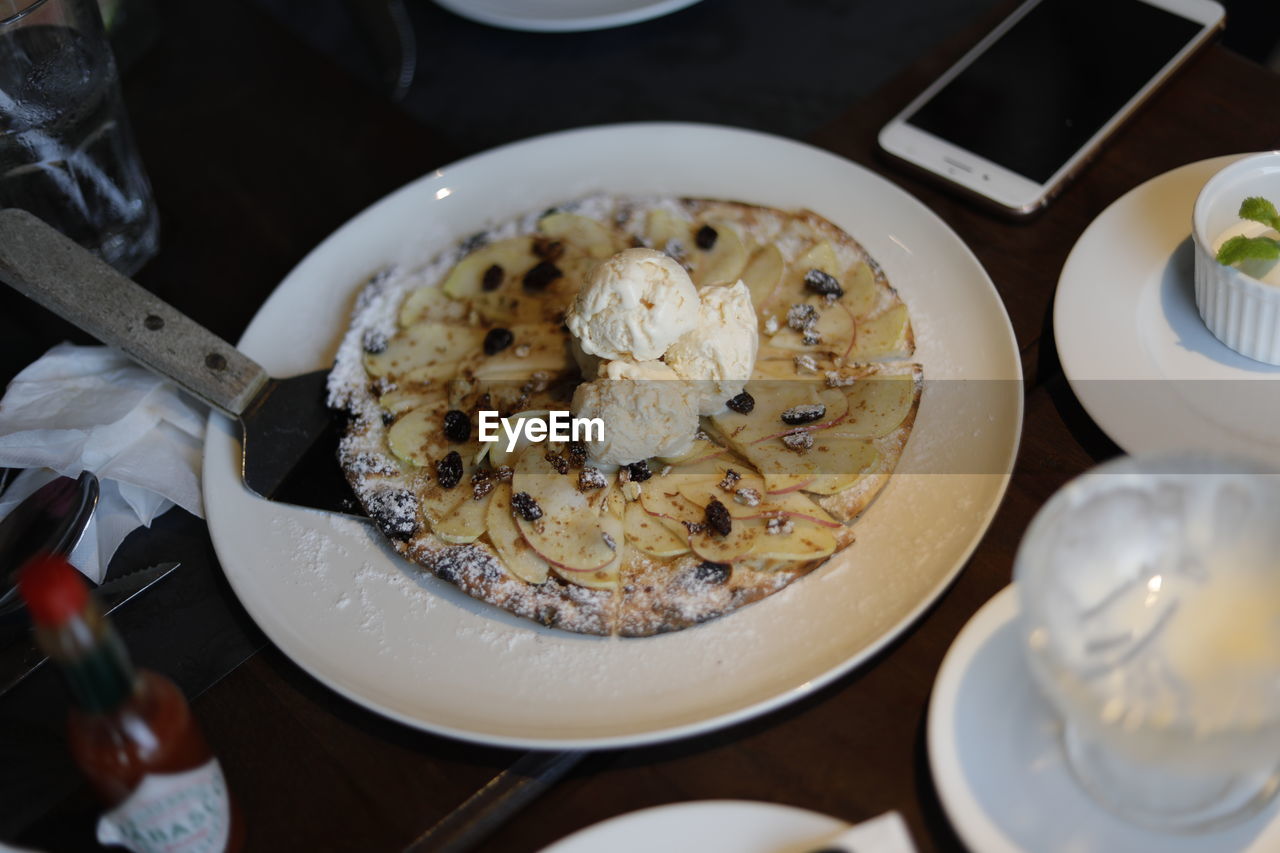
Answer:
[{"left": 19, "top": 555, "right": 244, "bottom": 853}]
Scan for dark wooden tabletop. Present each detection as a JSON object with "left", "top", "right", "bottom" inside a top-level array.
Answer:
[{"left": 4, "top": 1, "right": 1280, "bottom": 851}]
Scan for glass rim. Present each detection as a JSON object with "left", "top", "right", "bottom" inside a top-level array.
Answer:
[{"left": 0, "top": 0, "right": 52, "bottom": 27}]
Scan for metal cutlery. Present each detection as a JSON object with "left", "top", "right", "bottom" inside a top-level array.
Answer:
[{"left": 0, "top": 209, "right": 363, "bottom": 519}]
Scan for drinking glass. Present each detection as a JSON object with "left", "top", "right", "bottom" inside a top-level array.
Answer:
[
  {"left": 0, "top": 0, "right": 158, "bottom": 275},
  {"left": 1016, "top": 453, "right": 1280, "bottom": 832}
]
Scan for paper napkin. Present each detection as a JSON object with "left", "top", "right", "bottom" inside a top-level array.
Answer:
[
  {"left": 822, "top": 812, "right": 918, "bottom": 852},
  {"left": 0, "top": 343, "right": 207, "bottom": 582}
]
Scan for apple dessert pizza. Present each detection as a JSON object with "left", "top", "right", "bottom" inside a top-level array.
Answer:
[{"left": 328, "top": 195, "right": 921, "bottom": 636}]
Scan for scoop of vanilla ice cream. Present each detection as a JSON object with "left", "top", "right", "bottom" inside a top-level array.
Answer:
[
  {"left": 599, "top": 359, "right": 679, "bottom": 381},
  {"left": 571, "top": 371, "right": 699, "bottom": 465},
  {"left": 664, "top": 280, "right": 759, "bottom": 414},
  {"left": 566, "top": 248, "right": 698, "bottom": 362}
]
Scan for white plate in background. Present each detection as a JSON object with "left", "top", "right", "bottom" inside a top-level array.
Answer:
[
  {"left": 539, "top": 800, "right": 848, "bottom": 853},
  {"left": 433, "top": 0, "right": 702, "bottom": 32},
  {"left": 929, "top": 586, "right": 1280, "bottom": 852},
  {"left": 203, "top": 123, "right": 1022, "bottom": 748},
  {"left": 1055, "top": 154, "right": 1280, "bottom": 464}
]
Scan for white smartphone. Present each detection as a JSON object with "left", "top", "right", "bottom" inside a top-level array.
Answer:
[{"left": 877, "top": 0, "right": 1225, "bottom": 216}]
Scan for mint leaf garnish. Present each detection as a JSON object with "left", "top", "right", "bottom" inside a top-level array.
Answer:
[
  {"left": 1239, "top": 196, "right": 1280, "bottom": 230},
  {"left": 1216, "top": 235, "right": 1280, "bottom": 266}
]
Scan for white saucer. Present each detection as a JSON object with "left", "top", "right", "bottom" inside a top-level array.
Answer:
[
  {"left": 432, "top": 0, "right": 702, "bottom": 32},
  {"left": 539, "top": 800, "right": 848, "bottom": 853},
  {"left": 928, "top": 586, "right": 1280, "bottom": 853},
  {"left": 1054, "top": 155, "right": 1280, "bottom": 464}
]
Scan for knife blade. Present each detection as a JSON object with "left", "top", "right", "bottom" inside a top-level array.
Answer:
[
  {"left": 0, "top": 561, "right": 181, "bottom": 698},
  {"left": 0, "top": 209, "right": 365, "bottom": 519}
]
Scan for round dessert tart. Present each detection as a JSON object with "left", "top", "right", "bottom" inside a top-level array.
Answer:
[{"left": 327, "top": 195, "right": 922, "bottom": 636}]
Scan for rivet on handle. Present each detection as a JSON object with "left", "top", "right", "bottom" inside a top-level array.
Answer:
[
  {"left": 143, "top": 314, "right": 164, "bottom": 330},
  {"left": 205, "top": 353, "right": 228, "bottom": 371}
]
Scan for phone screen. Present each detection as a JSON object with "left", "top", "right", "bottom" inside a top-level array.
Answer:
[{"left": 904, "top": 0, "right": 1203, "bottom": 183}]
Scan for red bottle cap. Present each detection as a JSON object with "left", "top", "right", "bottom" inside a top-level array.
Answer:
[{"left": 19, "top": 554, "right": 89, "bottom": 627}]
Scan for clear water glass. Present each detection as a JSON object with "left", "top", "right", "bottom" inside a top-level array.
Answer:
[
  {"left": 1015, "top": 453, "right": 1280, "bottom": 832},
  {"left": 0, "top": 0, "right": 158, "bottom": 274}
]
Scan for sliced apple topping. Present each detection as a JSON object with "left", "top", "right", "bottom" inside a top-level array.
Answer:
[
  {"left": 643, "top": 208, "right": 693, "bottom": 254},
  {"left": 690, "top": 222, "right": 748, "bottom": 286},
  {"left": 387, "top": 405, "right": 472, "bottom": 468},
  {"left": 624, "top": 500, "right": 689, "bottom": 557},
  {"left": 485, "top": 409, "right": 550, "bottom": 468},
  {"left": 709, "top": 383, "right": 847, "bottom": 446},
  {"left": 690, "top": 519, "right": 763, "bottom": 563},
  {"left": 512, "top": 444, "right": 618, "bottom": 575},
  {"left": 433, "top": 484, "right": 492, "bottom": 544},
  {"left": 839, "top": 261, "right": 878, "bottom": 318},
  {"left": 466, "top": 323, "right": 572, "bottom": 379},
  {"left": 735, "top": 434, "right": 881, "bottom": 495},
  {"left": 485, "top": 482, "right": 551, "bottom": 585},
  {"left": 829, "top": 371, "right": 917, "bottom": 438},
  {"left": 397, "top": 285, "right": 470, "bottom": 328},
  {"left": 440, "top": 236, "right": 541, "bottom": 301},
  {"left": 750, "top": 519, "right": 838, "bottom": 562},
  {"left": 847, "top": 303, "right": 912, "bottom": 361},
  {"left": 766, "top": 297, "right": 855, "bottom": 361},
  {"left": 740, "top": 244, "right": 785, "bottom": 313},
  {"left": 365, "top": 323, "right": 487, "bottom": 380},
  {"left": 378, "top": 387, "right": 443, "bottom": 416},
  {"left": 538, "top": 212, "right": 622, "bottom": 260}
]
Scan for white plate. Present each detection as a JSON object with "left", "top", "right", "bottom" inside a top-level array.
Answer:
[
  {"left": 432, "top": 0, "right": 702, "bottom": 32},
  {"left": 203, "top": 123, "right": 1022, "bottom": 749},
  {"left": 539, "top": 800, "right": 848, "bottom": 853},
  {"left": 1055, "top": 155, "right": 1280, "bottom": 464},
  {"left": 928, "top": 586, "right": 1280, "bottom": 853}
]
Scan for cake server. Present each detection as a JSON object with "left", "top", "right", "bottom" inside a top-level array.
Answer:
[{"left": 0, "top": 209, "right": 364, "bottom": 519}]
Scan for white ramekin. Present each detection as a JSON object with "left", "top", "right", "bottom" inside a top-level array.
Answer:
[{"left": 1192, "top": 151, "right": 1280, "bottom": 365}]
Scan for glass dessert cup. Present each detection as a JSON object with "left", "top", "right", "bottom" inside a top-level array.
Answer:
[{"left": 1015, "top": 453, "right": 1280, "bottom": 833}]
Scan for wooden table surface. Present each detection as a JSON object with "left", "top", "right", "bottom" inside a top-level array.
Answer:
[{"left": 5, "top": 1, "right": 1280, "bottom": 850}]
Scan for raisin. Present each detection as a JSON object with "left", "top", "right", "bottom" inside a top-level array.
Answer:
[
  {"left": 484, "top": 328, "right": 514, "bottom": 355},
  {"left": 627, "top": 460, "right": 653, "bottom": 482},
  {"left": 566, "top": 440, "right": 588, "bottom": 468},
  {"left": 726, "top": 391, "right": 754, "bottom": 414},
  {"left": 705, "top": 498, "right": 732, "bottom": 537},
  {"left": 694, "top": 224, "right": 718, "bottom": 250},
  {"left": 522, "top": 261, "right": 563, "bottom": 291},
  {"left": 362, "top": 330, "right": 388, "bottom": 354},
  {"left": 803, "top": 268, "right": 844, "bottom": 297},
  {"left": 532, "top": 236, "right": 564, "bottom": 260},
  {"left": 436, "top": 451, "right": 463, "bottom": 489},
  {"left": 781, "top": 403, "right": 826, "bottom": 425},
  {"left": 511, "top": 491, "right": 542, "bottom": 521},
  {"left": 545, "top": 451, "right": 569, "bottom": 475},
  {"left": 578, "top": 466, "right": 607, "bottom": 491},
  {"left": 366, "top": 489, "right": 418, "bottom": 542},
  {"left": 475, "top": 265, "right": 500, "bottom": 293},
  {"left": 693, "top": 561, "right": 731, "bottom": 584},
  {"left": 472, "top": 479, "right": 494, "bottom": 500},
  {"left": 443, "top": 409, "right": 470, "bottom": 443}
]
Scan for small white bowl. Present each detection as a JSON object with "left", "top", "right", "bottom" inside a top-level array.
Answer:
[{"left": 1192, "top": 151, "right": 1280, "bottom": 365}]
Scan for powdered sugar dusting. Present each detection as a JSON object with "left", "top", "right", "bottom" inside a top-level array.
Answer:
[{"left": 323, "top": 194, "right": 919, "bottom": 637}]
